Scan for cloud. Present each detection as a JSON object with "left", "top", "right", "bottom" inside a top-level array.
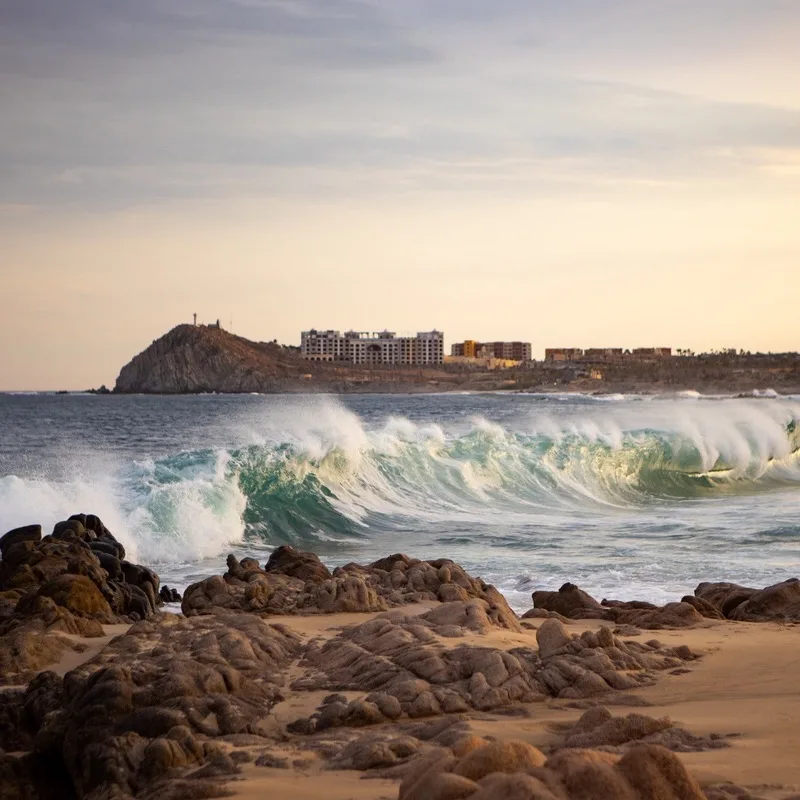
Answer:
[{"left": 1, "top": 0, "right": 799, "bottom": 210}]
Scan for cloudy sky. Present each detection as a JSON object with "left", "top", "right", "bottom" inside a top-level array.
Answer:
[{"left": 1, "top": 0, "right": 799, "bottom": 389}]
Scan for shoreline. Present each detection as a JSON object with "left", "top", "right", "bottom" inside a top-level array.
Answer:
[
  {"left": 2, "top": 516, "right": 800, "bottom": 799},
  {"left": 5, "top": 384, "right": 800, "bottom": 396}
]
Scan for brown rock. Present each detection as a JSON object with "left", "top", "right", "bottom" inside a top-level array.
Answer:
[
  {"left": 452, "top": 740, "right": 547, "bottom": 781},
  {"left": 37, "top": 574, "right": 114, "bottom": 620},
  {"left": 617, "top": 743, "right": 706, "bottom": 799},
  {"left": 264, "top": 545, "right": 332, "bottom": 582},
  {"left": 532, "top": 583, "right": 603, "bottom": 617}
]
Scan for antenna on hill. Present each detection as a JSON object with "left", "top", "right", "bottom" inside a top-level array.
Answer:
[{"left": 193, "top": 312, "right": 197, "bottom": 326}]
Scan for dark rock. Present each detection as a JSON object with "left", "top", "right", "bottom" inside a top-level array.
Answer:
[
  {"left": 159, "top": 586, "right": 182, "bottom": 603},
  {"left": 694, "top": 582, "right": 758, "bottom": 617},
  {"left": 532, "top": 583, "right": 603, "bottom": 617},
  {"left": 264, "top": 545, "right": 332, "bottom": 582},
  {"left": 0, "top": 525, "right": 42, "bottom": 559},
  {"left": 52, "top": 519, "right": 87, "bottom": 540}
]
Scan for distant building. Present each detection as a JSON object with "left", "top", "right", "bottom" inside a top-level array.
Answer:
[
  {"left": 301, "top": 329, "right": 444, "bottom": 366},
  {"left": 545, "top": 347, "right": 671, "bottom": 362},
  {"left": 631, "top": 347, "right": 672, "bottom": 358},
  {"left": 583, "top": 348, "right": 624, "bottom": 361},
  {"left": 545, "top": 348, "right": 583, "bottom": 362},
  {"left": 451, "top": 340, "right": 531, "bottom": 362}
]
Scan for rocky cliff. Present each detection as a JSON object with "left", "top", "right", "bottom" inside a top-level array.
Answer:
[{"left": 114, "top": 325, "right": 314, "bottom": 393}]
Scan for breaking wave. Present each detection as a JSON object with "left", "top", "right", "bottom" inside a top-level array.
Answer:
[{"left": 1, "top": 398, "right": 799, "bottom": 567}]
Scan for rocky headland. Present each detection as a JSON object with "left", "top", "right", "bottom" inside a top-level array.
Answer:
[{"left": 2, "top": 515, "right": 800, "bottom": 799}]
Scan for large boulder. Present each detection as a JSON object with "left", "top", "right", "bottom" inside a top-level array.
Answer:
[
  {"left": 694, "top": 582, "right": 758, "bottom": 617},
  {"left": 532, "top": 583, "right": 603, "bottom": 617},
  {"left": 264, "top": 545, "right": 332, "bottom": 582},
  {"left": 36, "top": 574, "right": 114, "bottom": 621}
]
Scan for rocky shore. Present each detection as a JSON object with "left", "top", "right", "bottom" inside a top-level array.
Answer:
[{"left": 2, "top": 515, "right": 800, "bottom": 799}]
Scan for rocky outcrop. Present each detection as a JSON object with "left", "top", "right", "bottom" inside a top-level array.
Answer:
[
  {"left": 530, "top": 583, "right": 706, "bottom": 629},
  {"left": 0, "top": 514, "right": 163, "bottom": 683},
  {"left": 694, "top": 579, "right": 800, "bottom": 622},
  {"left": 114, "top": 324, "right": 310, "bottom": 393},
  {"left": 182, "top": 547, "right": 520, "bottom": 626},
  {"left": 286, "top": 615, "right": 696, "bottom": 734},
  {"left": 529, "top": 578, "right": 800, "bottom": 628}
]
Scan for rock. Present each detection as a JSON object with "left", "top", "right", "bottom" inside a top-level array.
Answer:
[
  {"left": 536, "top": 619, "right": 572, "bottom": 659},
  {"left": 680, "top": 595, "right": 726, "bottom": 620},
  {"left": 728, "top": 579, "right": 800, "bottom": 622},
  {"left": 0, "top": 515, "right": 161, "bottom": 627},
  {"left": 532, "top": 583, "right": 603, "bottom": 617},
  {"left": 159, "top": 585, "right": 182, "bottom": 603},
  {"left": 531, "top": 583, "right": 706, "bottom": 629},
  {"left": 0, "top": 525, "right": 42, "bottom": 558},
  {"left": 183, "top": 547, "right": 520, "bottom": 624},
  {"left": 265, "top": 545, "right": 332, "bottom": 582},
  {"left": 32, "top": 611, "right": 302, "bottom": 798},
  {"left": 0, "top": 622, "right": 75, "bottom": 686},
  {"left": 36, "top": 574, "right": 114, "bottom": 621},
  {"left": 451, "top": 740, "right": 547, "bottom": 781},
  {"left": 403, "top": 739, "right": 709, "bottom": 800},
  {"left": 694, "top": 582, "right": 758, "bottom": 617},
  {"left": 617, "top": 743, "right": 706, "bottom": 798}
]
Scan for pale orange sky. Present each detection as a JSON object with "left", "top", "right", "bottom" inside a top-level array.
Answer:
[{"left": 1, "top": 0, "right": 799, "bottom": 389}]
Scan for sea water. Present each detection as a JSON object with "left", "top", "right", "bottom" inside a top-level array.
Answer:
[{"left": 1, "top": 392, "right": 799, "bottom": 612}]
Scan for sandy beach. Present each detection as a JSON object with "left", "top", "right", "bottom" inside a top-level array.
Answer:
[{"left": 4, "top": 515, "right": 800, "bottom": 800}]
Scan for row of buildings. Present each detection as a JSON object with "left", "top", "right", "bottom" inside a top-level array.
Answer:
[
  {"left": 299, "top": 330, "right": 671, "bottom": 367},
  {"left": 545, "top": 347, "right": 672, "bottom": 362}
]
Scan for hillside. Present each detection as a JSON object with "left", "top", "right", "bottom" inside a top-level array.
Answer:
[{"left": 112, "top": 325, "right": 458, "bottom": 393}]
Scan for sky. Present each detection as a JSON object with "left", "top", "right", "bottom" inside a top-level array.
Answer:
[{"left": 1, "top": 0, "right": 799, "bottom": 389}]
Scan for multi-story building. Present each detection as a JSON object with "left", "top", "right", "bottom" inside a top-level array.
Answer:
[
  {"left": 451, "top": 340, "right": 531, "bottom": 361},
  {"left": 544, "top": 348, "right": 584, "bottom": 362},
  {"left": 301, "top": 329, "right": 444, "bottom": 366}
]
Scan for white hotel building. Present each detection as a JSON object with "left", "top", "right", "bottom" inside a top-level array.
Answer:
[{"left": 301, "top": 330, "right": 444, "bottom": 366}]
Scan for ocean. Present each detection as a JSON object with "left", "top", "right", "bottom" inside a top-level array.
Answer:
[{"left": 1, "top": 392, "right": 799, "bottom": 612}]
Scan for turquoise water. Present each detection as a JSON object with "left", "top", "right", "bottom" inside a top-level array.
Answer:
[{"left": 1, "top": 392, "right": 799, "bottom": 611}]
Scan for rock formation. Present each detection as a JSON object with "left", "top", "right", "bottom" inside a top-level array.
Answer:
[
  {"left": 182, "top": 547, "right": 519, "bottom": 624},
  {"left": 1, "top": 517, "right": 792, "bottom": 800},
  {"left": 0, "top": 515, "right": 165, "bottom": 685}
]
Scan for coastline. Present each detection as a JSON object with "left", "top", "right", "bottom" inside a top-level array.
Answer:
[{"left": 2, "top": 515, "right": 800, "bottom": 799}]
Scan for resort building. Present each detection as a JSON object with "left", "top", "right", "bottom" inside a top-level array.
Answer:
[
  {"left": 451, "top": 341, "right": 532, "bottom": 361},
  {"left": 544, "top": 348, "right": 584, "bottom": 362},
  {"left": 300, "top": 329, "right": 444, "bottom": 366}
]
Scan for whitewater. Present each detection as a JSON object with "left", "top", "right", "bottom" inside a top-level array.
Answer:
[{"left": 1, "top": 392, "right": 799, "bottom": 612}]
